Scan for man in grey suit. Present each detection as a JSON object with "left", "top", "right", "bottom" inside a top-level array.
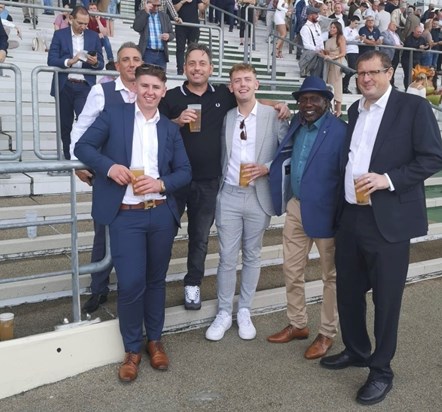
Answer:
[{"left": 205, "top": 64, "right": 289, "bottom": 342}]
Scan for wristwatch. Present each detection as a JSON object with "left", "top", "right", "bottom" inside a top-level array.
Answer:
[{"left": 159, "top": 179, "right": 166, "bottom": 193}]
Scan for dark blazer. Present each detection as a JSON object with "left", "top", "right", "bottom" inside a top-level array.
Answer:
[
  {"left": 0, "top": 19, "right": 8, "bottom": 54},
  {"left": 269, "top": 111, "right": 347, "bottom": 238},
  {"left": 345, "top": 89, "right": 442, "bottom": 242},
  {"left": 74, "top": 103, "right": 192, "bottom": 226},
  {"left": 329, "top": 13, "right": 349, "bottom": 27},
  {"left": 47, "top": 27, "right": 104, "bottom": 97},
  {"left": 133, "top": 10, "right": 175, "bottom": 62}
]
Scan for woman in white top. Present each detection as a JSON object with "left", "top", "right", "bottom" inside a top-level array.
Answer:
[
  {"left": 273, "top": 0, "right": 290, "bottom": 58},
  {"left": 406, "top": 73, "right": 428, "bottom": 99}
]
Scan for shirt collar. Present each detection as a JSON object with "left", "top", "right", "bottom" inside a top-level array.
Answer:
[
  {"left": 180, "top": 81, "right": 215, "bottom": 96},
  {"left": 236, "top": 101, "right": 258, "bottom": 119},
  {"left": 358, "top": 85, "right": 392, "bottom": 112},
  {"left": 299, "top": 111, "right": 327, "bottom": 128},
  {"left": 71, "top": 27, "right": 84, "bottom": 38},
  {"left": 135, "top": 103, "right": 161, "bottom": 123}
]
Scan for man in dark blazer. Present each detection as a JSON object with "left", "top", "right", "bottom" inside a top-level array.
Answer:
[
  {"left": 75, "top": 65, "right": 192, "bottom": 382},
  {"left": 267, "top": 77, "right": 347, "bottom": 360},
  {"left": 133, "top": 0, "right": 175, "bottom": 70},
  {"left": 320, "top": 51, "right": 442, "bottom": 405},
  {"left": 48, "top": 5, "right": 104, "bottom": 160}
]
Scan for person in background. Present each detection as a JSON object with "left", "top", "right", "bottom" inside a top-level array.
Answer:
[
  {"left": 88, "top": 2, "right": 114, "bottom": 62},
  {"left": 320, "top": 20, "right": 346, "bottom": 117},
  {"left": 47, "top": 5, "right": 104, "bottom": 160},
  {"left": 0, "top": 18, "right": 7, "bottom": 63},
  {"left": 133, "top": 0, "right": 175, "bottom": 70},
  {"left": 273, "top": 0, "right": 290, "bottom": 58},
  {"left": 343, "top": 15, "right": 361, "bottom": 94},
  {"left": 71, "top": 42, "right": 143, "bottom": 313},
  {"left": 53, "top": 4, "right": 71, "bottom": 31},
  {"left": 238, "top": 0, "right": 256, "bottom": 46}
]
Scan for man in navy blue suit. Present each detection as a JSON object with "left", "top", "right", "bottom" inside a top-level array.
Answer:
[
  {"left": 48, "top": 5, "right": 104, "bottom": 160},
  {"left": 320, "top": 51, "right": 442, "bottom": 405},
  {"left": 75, "top": 64, "right": 191, "bottom": 382},
  {"left": 267, "top": 77, "right": 347, "bottom": 361}
]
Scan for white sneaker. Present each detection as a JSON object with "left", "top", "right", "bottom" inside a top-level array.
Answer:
[
  {"left": 184, "top": 285, "right": 201, "bottom": 310},
  {"left": 205, "top": 311, "right": 232, "bottom": 341},
  {"left": 237, "top": 308, "right": 256, "bottom": 340}
]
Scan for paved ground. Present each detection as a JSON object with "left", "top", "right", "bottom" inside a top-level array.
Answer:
[{"left": 0, "top": 277, "right": 441, "bottom": 411}]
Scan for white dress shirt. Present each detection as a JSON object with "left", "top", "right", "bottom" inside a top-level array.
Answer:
[
  {"left": 344, "top": 86, "right": 393, "bottom": 204},
  {"left": 67, "top": 28, "right": 85, "bottom": 81},
  {"left": 225, "top": 102, "right": 258, "bottom": 187},
  {"left": 122, "top": 106, "right": 165, "bottom": 204},
  {"left": 344, "top": 26, "right": 360, "bottom": 54},
  {"left": 70, "top": 77, "right": 137, "bottom": 159},
  {"left": 300, "top": 20, "right": 324, "bottom": 51}
]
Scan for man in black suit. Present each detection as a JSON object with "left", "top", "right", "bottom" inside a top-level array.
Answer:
[{"left": 320, "top": 51, "right": 442, "bottom": 405}]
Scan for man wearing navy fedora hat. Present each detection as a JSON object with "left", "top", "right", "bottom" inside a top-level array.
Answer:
[{"left": 267, "top": 76, "right": 347, "bottom": 360}]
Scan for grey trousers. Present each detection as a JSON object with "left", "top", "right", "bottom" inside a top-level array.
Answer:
[{"left": 215, "top": 183, "right": 271, "bottom": 315}]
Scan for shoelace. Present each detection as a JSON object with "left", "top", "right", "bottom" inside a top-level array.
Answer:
[
  {"left": 123, "top": 353, "right": 139, "bottom": 366},
  {"left": 185, "top": 286, "right": 200, "bottom": 301},
  {"left": 212, "top": 313, "right": 229, "bottom": 327}
]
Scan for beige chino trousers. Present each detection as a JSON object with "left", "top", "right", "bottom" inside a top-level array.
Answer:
[{"left": 282, "top": 197, "right": 338, "bottom": 338}]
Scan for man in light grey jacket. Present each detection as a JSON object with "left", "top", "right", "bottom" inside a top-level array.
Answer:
[{"left": 205, "top": 63, "right": 289, "bottom": 342}]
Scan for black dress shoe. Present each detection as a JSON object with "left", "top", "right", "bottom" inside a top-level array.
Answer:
[
  {"left": 356, "top": 379, "right": 393, "bottom": 405},
  {"left": 82, "top": 294, "right": 107, "bottom": 313},
  {"left": 320, "top": 351, "right": 367, "bottom": 370}
]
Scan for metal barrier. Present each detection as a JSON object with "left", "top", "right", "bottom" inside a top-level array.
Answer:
[
  {"left": 0, "top": 63, "right": 23, "bottom": 161},
  {"left": 0, "top": 160, "right": 112, "bottom": 324}
]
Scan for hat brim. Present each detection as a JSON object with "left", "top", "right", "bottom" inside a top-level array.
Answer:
[{"left": 292, "top": 89, "right": 334, "bottom": 101}]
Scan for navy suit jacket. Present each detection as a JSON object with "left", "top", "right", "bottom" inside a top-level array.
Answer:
[
  {"left": 269, "top": 111, "right": 347, "bottom": 238},
  {"left": 74, "top": 104, "right": 192, "bottom": 226},
  {"left": 47, "top": 27, "right": 104, "bottom": 97},
  {"left": 345, "top": 89, "right": 442, "bottom": 242}
]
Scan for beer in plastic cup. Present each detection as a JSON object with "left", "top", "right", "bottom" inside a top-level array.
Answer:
[
  {"left": 239, "top": 163, "right": 250, "bottom": 187},
  {"left": 354, "top": 176, "right": 370, "bottom": 205},
  {"left": 130, "top": 166, "right": 144, "bottom": 196},
  {"left": 188, "top": 104, "right": 202, "bottom": 132},
  {"left": 0, "top": 313, "right": 14, "bottom": 341}
]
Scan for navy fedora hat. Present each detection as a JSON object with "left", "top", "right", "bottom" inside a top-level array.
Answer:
[{"left": 292, "top": 76, "right": 334, "bottom": 101}]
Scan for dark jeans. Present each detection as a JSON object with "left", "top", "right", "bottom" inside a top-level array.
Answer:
[
  {"left": 342, "top": 53, "right": 358, "bottom": 91},
  {"left": 90, "top": 220, "right": 113, "bottom": 296},
  {"left": 390, "top": 50, "right": 400, "bottom": 87},
  {"left": 59, "top": 81, "right": 90, "bottom": 160},
  {"left": 174, "top": 178, "right": 219, "bottom": 286},
  {"left": 175, "top": 25, "right": 200, "bottom": 74},
  {"left": 239, "top": 6, "right": 254, "bottom": 39},
  {"left": 143, "top": 49, "right": 167, "bottom": 70}
]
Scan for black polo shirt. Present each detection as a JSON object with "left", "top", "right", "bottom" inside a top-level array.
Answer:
[
  {"left": 159, "top": 82, "right": 237, "bottom": 181},
  {"left": 173, "top": 0, "right": 201, "bottom": 23}
]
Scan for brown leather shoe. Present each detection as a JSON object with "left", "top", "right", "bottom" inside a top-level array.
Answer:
[
  {"left": 118, "top": 352, "right": 141, "bottom": 382},
  {"left": 304, "top": 334, "right": 333, "bottom": 360},
  {"left": 146, "top": 340, "right": 169, "bottom": 371},
  {"left": 267, "top": 325, "right": 309, "bottom": 343}
]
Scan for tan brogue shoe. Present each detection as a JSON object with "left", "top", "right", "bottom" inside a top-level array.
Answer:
[
  {"left": 267, "top": 325, "right": 309, "bottom": 343},
  {"left": 304, "top": 334, "right": 333, "bottom": 359},
  {"left": 146, "top": 340, "right": 169, "bottom": 371},
  {"left": 118, "top": 352, "right": 141, "bottom": 382}
]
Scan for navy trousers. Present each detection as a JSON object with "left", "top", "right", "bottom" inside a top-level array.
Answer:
[{"left": 109, "top": 203, "right": 176, "bottom": 353}]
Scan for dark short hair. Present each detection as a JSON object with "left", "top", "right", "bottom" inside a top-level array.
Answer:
[
  {"left": 71, "top": 5, "right": 89, "bottom": 18},
  {"left": 350, "top": 15, "right": 361, "bottom": 22},
  {"left": 356, "top": 50, "right": 392, "bottom": 69},
  {"left": 229, "top": 63, "right": 257, "bottom": 78},
  {"left": 185, "top": 43, "right": 213, "bottom": 65},
  {"left": 135, "top": 64, "right": 167, "bottom": 83}
]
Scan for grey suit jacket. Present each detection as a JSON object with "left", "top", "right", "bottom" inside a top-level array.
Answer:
[{"left": 220, "top": 102, "right": 289, "bottom": 216}]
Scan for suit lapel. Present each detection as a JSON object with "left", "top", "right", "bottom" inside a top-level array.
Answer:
[
  {"left": 304, "top": 112, "right": 331, "bottom": 171},
  {"left": 124, "top": 104, "right": 135, "bottom": 166},
  {"left": 157, "top": 115, "right": 167, "bottom": 170},
  {"left": 254, "top": 104, "right": 266, "bottom": 161},
  {"left": 370, "top": 90, "right": 399, "bottom": 163},
  {"left": 225, "top": 111, "right": 235, "bottom": 168}
]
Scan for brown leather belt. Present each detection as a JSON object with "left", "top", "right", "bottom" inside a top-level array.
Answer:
[
  {"left": 68, "top": 78, "right": 87, "bottom": 84},
  {"left": 120, "top": 199, "right": 165, "bottom": 210}
]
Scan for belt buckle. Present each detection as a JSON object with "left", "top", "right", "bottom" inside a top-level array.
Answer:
[{"left": 143, "top": 200, "right": 156, "bottom": 209}]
